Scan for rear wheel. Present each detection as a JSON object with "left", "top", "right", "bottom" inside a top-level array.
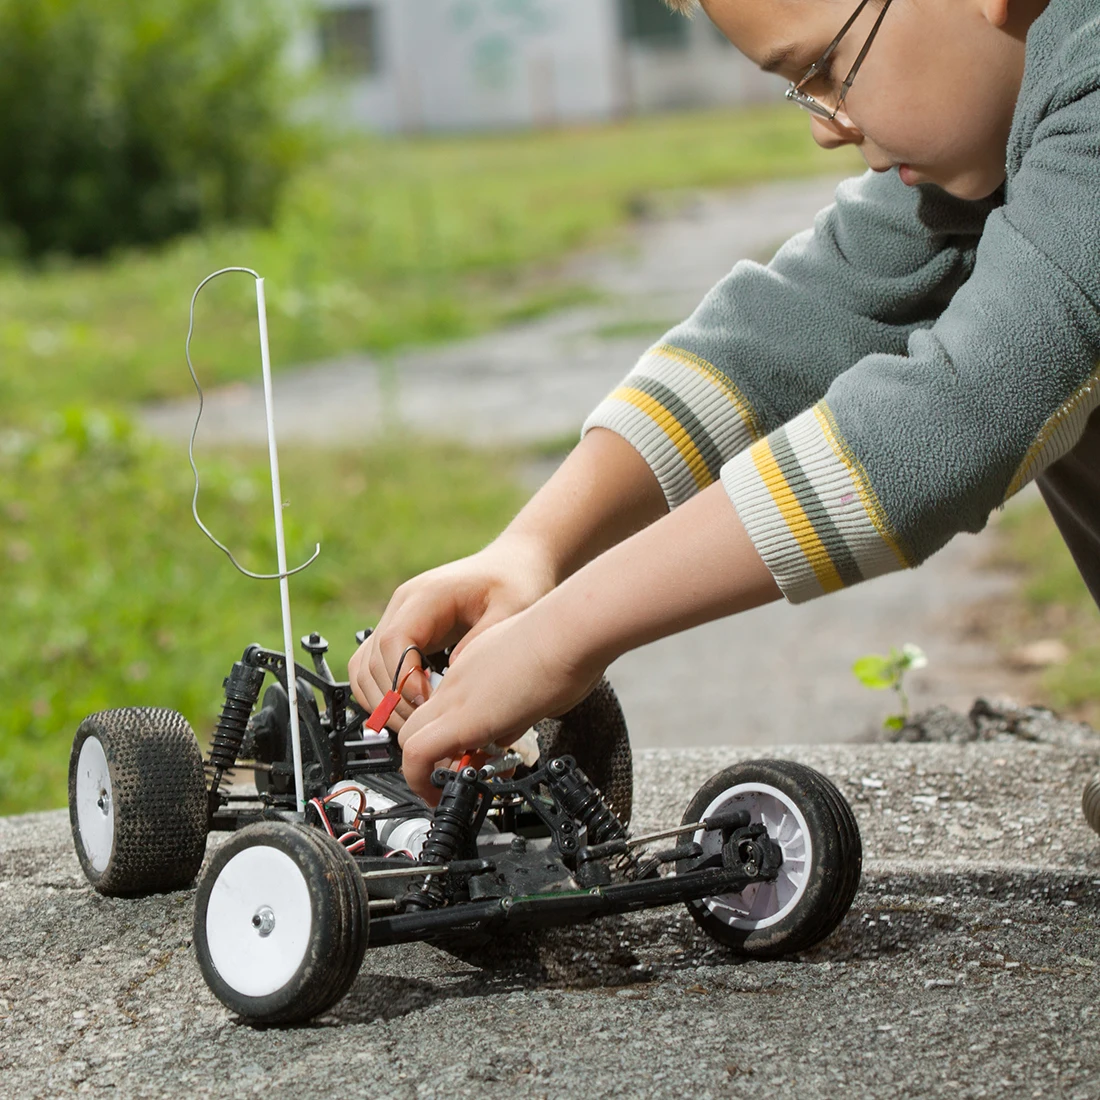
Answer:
[
  {"left": 68, "top": 707, "right": 208, "bottom": 896},
  {"left": 1083, "top": 774, "right": 1100, "bottom": 836},
  {"left": 536, "top": 677, "right": 633, "bottom": 825},
  {"left": 193, "top": 822, "right": 369, "bottom": 1025},
  {"left": 678, "top": 759, "right": 861, "bottom": 958}
]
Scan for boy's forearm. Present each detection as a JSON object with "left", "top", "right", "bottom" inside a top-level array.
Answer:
[
  {"left": 499, "top": 427, "right": 669, "bottom": 585},
  {"left": 537, "top": 478, "right": 781, "bottom": 667}
]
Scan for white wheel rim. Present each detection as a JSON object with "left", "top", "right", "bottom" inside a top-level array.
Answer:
[
  {"left": 75, "top": 736, "right": 114, "bottom": 874},
  {"left": 205, "top": 846, "right": 314, "bottom": 999},
  {"left": 692, "top": 781, "right": 812, "bottom": 930}
]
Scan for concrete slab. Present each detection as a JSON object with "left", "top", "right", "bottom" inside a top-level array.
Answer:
[{"left": 2, "top": 706, "right": 1099, "bottom": 1098}]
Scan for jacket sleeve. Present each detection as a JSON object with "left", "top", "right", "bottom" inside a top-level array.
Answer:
[
  {"left": 721, "top": 78, "right": 1100, "bottom": 602},
  {"left": 583, "top": 167, "right": 1000, "bottom": 514}
]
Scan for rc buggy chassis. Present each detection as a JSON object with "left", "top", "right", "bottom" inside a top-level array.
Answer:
[{"left": 69, "top": 630, "right": 862, "bottom": 1025}]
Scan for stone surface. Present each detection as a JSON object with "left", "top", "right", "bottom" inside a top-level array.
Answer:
[{"left": 3, "top": 707, "right": 1100, "bottom": 1099}]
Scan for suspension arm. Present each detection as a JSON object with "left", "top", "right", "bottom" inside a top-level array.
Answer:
[{"left": 367, "top": 860, "right": 772, "bottom": 946}]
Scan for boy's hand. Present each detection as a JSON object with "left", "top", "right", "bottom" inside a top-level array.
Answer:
[
  {"left": 348, "top": 536, "right": 557, "bottom": 729},
  {"left": 396, "top": 603, "right": 604, "bottom": 803},
  {"left": 390, "top": 477, "right": 781, "bottom": 803}
]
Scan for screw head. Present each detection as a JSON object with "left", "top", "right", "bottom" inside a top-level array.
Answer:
[{"left": 251, "top": 906, "right": 276, "bottom": 937}]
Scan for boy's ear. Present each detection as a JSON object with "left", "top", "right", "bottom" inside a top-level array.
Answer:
[{"left": 977, "top": 0, "right": 1011, "bottom": 28}]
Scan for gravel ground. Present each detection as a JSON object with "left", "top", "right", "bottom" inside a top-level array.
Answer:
[{"left": 3, "top": 704, "right": 1100, "bottom": 1099}]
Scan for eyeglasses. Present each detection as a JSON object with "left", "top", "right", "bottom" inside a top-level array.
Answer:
[{"left": 784, "top": 0, "right": 894, "bottom": 122}]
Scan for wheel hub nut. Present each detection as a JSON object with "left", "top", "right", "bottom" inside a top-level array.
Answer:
[
  {"left": 252, "top": 906, "right": 276, "bottom": 937},
  {"left": 96, "top": 790, "right": 111, "bottom": 816}
]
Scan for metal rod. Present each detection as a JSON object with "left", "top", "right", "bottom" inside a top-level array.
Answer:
[
  {"left": 360, "top": 865, "right": 449, "bottom": 881},
  {"left": 623, "top": 820, "right": 710, "bottom": 848}
]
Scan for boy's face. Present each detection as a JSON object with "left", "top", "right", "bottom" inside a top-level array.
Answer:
[{"left": 702, "top": 0, "right": 1039, "bottom": 200}]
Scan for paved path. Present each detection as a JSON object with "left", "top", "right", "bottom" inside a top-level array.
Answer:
[
  {"left": 142, "top": 173, "right": 1042, "bottom": 748},
  {"left": 3, "top": 707, "right": 1099, "bottom": 1098},
  {"left": 143, "top": 176, "right": 847, "bottom": 448}
]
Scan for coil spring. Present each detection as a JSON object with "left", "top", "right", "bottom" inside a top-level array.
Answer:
[
  {"left": 547, "top": 757, "right": 626, "bottom": 846},
  {"left": 404, "top": 766, "right": 481, "bottom": 910},
  {"left": 207, "top": 661, "right": 266, "bottom": 774}
]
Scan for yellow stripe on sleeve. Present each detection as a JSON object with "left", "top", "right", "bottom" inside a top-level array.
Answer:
[
  {"left": 750, "top": 439, "right": 845, "bottom": 594},
  {"left": 653, "top": 344, "right": 765, "bottom": 442},
  {"left": 612, "top": 386, "right": 713, "bottom": 491},
  {"left": 813, "top": 403, "right": 912, "bottom": 569}
]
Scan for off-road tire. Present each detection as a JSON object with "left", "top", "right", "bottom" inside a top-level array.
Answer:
[
  {"left": 193, "top": 822, "right": 369, "bottom": 1026},
  {"left": 1083, "top": 774, "right": 1100, "bottom": 836},
  {"left": 678, "top": 759, "right": 861, "bottom": 958},
  {"left": 68, "top": 707, "right": 208, "bottom": 896},
  {"left": 535, "top": 677, "right": 633, "bottom": 826}
]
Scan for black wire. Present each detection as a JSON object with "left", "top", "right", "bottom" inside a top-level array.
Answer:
[
  {"left": 391, "top": 645, "right": 428, "bottom": 693},
  {"left": 361, "top": 801, "right": 426, "bottom": 822}
]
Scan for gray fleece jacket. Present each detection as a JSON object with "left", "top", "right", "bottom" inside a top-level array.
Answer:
[{"left": 583, "top": 0, "right": 1100, "bottom": 603}]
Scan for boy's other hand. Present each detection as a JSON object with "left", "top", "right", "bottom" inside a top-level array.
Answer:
[
  {"left": 396, "top": 603, "right": 604, "bottom": 804},
  {"left": 348, "top": 536, "right": 557, "bottom": 730}
]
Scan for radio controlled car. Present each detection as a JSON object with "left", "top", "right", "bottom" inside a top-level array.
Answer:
[
  {"left": 68, "top": 631, "right": 862, "bottom": 1025},
  {"left": 67, "top": 267, "right": 862, "bottom": 1025}
]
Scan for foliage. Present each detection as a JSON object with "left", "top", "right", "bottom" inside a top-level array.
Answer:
[
  {"left": 852, "top": 643, "right": 928, "bottom": 730},
  {"left": 0, "top": 105, "right": 863, "bottom": 423},
  {"left": 0, "top": 0, "right": 304, "bottom": 259},
  {"left": 0, "top": 408, "right": 526, "bottom": 814}
]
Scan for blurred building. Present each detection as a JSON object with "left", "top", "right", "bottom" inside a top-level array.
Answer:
[{"left": 304, "top": 0, "right": 782, "bottom": 133}]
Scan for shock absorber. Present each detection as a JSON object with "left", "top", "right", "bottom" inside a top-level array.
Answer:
[
  {"left": 546, "top": 756, "right": 626, "bottom": 846},
  {"left": 404, "top": 765, "right": 482, "bottom": 911},
  {"left": 206, "top": 658, "right": 266, "bottom": 812}
]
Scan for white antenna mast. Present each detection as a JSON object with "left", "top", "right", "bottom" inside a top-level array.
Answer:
[{"left": 186, "top": 267, "right": 318, "bottom": 814}]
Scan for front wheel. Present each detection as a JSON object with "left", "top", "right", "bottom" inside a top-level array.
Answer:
[
  {"left": 193, "top": 822, "right": 369, "bottom": 1025},
  {"left": 678, "top": 759, "right": 861, "bottom": 958}
]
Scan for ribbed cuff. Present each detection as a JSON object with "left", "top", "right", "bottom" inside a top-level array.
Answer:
[
  {"left": 582, "top": 343, "right": 764, "bottom": 511},
  {"left": 721, "top": 403, "right": 911, "bottom": 603}
]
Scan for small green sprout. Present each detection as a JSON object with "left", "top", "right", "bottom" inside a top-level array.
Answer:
[{"left": 852, "top": 643, "right": 928, "bottom": 731}]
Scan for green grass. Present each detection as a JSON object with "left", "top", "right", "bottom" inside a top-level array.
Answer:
[
  {"left": 991, "top": 498, "right": 1100, "bottom": 720},
  {"left": 593, "top": 318, "right": 683, "bottom": 341},
  {"left": 0, "top": 410, "right": 526, "bottom": 815},
  {"left": 0, "top": 105, "right": 861, "bottom": 424}
]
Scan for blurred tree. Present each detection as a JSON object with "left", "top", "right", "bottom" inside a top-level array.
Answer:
[{"left": 0, "top": 0, "right": 307, "bottom": 259}]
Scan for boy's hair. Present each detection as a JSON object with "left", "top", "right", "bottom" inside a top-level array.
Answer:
[{"left": 662, "top": 0, "right": 698, "bottom": 13}]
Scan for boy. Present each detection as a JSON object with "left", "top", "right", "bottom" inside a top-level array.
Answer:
[{"left": 349, "top": 0, "right": 1100, "bottom": 804}]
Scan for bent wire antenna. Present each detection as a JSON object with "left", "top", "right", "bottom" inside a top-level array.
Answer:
[{"left": 186, "top": 266, "right": 317, "bottom": 812}]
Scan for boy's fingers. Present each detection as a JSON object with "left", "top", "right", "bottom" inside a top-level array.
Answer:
[
  {"left": 348, "top": 638, "right": 384, "bottom": 711},
  {"left": 398, "top": 665, "right": 433, "bottom": 712},
  {"left": 399, "top": 720, "right": 469, "bottom": 803},
  {"left": 349, "top": 635, "right": 422, "bottom": 727},
  {"left": 447, "top": 605, "right": 513, "bottom": 662}
]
